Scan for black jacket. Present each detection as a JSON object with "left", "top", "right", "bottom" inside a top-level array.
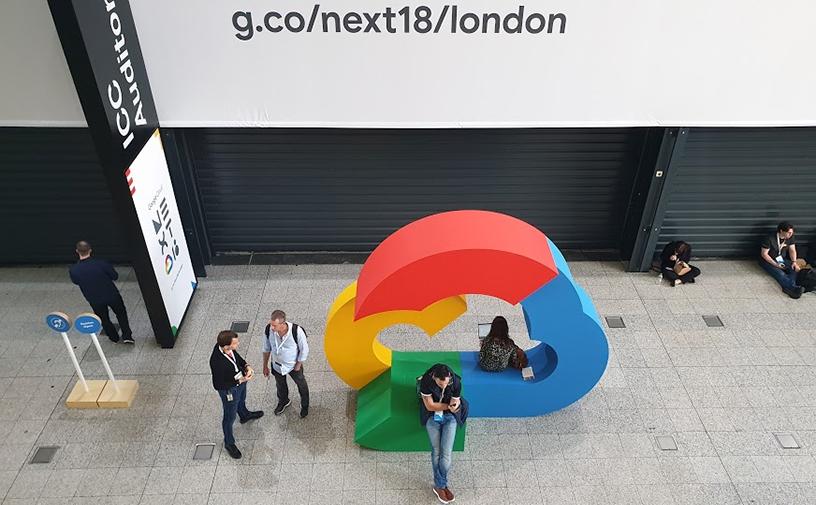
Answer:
[
  {"left": 69, "top": 257, "right": 121, "bottom": 305},
  {"left": 210, "top": 344, "right": 248, "bottom": 391},
  {"left": 660, "top": 241, "right": 691, "bottom": 271}
]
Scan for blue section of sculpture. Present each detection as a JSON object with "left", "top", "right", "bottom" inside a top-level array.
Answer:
[{"left": 460, "top": 238, "right": 609, "bottom": 417}]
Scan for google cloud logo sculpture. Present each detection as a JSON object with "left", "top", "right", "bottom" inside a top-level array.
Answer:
[{"left": 325, "top": 210, "right": 608, "bottom": 451}]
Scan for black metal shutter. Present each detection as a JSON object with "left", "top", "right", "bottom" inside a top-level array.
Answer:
[
  {"left": 658, "top": 128, "right": 816, "bottom": 257},
  {"left": 0, "top": 128, "right": 127, "bottom": 264},
  {"left": 188, "top": 128, "right": 648, "bottom": 254}
]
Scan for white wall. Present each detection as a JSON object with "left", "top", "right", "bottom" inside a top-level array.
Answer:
[
  {"left": 0, "top": 0, "right": 85, "bottom": 126},
  {"left": 2, "top": 0, "right": 815, "bottom": 127}
]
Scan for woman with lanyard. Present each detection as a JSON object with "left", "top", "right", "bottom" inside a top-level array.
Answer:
[{"left": 209, "top": 330, "right": 264, "bottom": 459}]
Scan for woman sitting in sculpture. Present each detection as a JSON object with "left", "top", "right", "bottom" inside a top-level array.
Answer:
[
  {"left": 478, "top": 316, "right": 529, "bottom": 372},
  {"left": 660, "top": 240, "right": 701, "bottom": 286}
]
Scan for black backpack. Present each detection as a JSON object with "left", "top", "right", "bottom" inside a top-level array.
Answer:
[
  {"left": 797, "top": 268, "right": 816, "bottom": 293},
  {"left": 264, "top": 323, "right": 307, "bottom": 345}
]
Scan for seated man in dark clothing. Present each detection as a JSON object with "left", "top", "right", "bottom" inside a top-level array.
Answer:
[
  {"left": 660, "top": 240, "right": 701, "bottom": 286},
  {"left": 759, "top": 221, "right": 803, "bottom": 299}
]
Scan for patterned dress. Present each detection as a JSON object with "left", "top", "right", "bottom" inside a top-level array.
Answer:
[{"left": 478, "top": 338, "right": 519, "bottom": 371}]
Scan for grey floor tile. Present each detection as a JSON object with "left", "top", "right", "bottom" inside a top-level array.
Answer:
[
  {"left": 39, "top": 469, "right": 83, "bottom": 498},
  {"left": 6, "top": 469, "right": 51, "bottom": 499},
  {"left": 143, "top": 466, "right": 183, "bottom": 495}
]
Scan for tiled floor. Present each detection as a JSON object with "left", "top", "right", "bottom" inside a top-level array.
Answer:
[{"left": 1, "top": 260, "right": 816, "bottom": 504}]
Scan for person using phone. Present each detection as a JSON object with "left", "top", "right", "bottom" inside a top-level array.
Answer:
[
  {"left": 209, "top": 330, "right": 264, "bottom": 459},
  {"left": 418, "top": 364, "right": 468, "bottom": 504},
  {"left": 760, "top": 222, "right": 803, "bottom": 299},
  {"left": 660, "top": 240, "right": 700, "bottom": 286}
]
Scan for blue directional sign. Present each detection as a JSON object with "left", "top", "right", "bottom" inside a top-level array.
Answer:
[
  {"left": 45, "top": 312, "right": 72, "bottom": 333},
  {"left": 74, "top": 313, "right": 103, "bottom": 335}
]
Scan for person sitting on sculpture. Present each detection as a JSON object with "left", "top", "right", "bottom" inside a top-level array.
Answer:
[
  {"left": 478, "top": 316, "right": 529, "bottom": 372},
  {"left": 660, "top": 240, "right": 701, "bottom": 286}
]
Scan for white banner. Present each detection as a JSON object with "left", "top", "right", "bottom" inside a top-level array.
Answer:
[
  {"left": 128, "top": 130, "right": 196, "bottom": 334},
  {"left": 2, "top": 0, "right": 816, "bottom": 127}
]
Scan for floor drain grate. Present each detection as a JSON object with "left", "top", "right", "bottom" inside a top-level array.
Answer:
[
  {"left": 702, "top": 315, "right": 724, "bottom": 327},
  {"left": 193, "top": 443, "right": 216, "bottom": 460},
  {"left": 655, "top": 435, "right": 677, "bottom": 451},
  {"left": 30, "top": 446, "right": 59, "bottom": 464},
  {"left": 605, "top": 316, "right": 626, "bottom": 329},
  {"left": 230, "top": 321, "right": 250, "bottom": 333},
  {"left": 774, "top": 433, "right": 800, "bottom": 449}
]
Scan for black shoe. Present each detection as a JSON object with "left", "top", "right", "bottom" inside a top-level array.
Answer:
[
  {"left": 784, "top": 286, "right": 804, "bottom": 299},
  {"left": 274, "top": 400, "right": 291, "bottom": 415},
  {"left": 108, "top": 336, "right": 120, "bottom": 343},
  {"left": 121, "top": 336, "right": 134, "bottom": 344},
  {"left": 300, "top": 406, "right": 309, "bottom": 419},
  {"left": 239, "top": 410, "right": 264, "bottom": 424},
  {"left": 225, "top": 444, "right": 242, "bottom": 459}
]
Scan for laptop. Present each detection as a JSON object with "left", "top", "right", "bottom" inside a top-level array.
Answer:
[{"left": 477, "top": 323, "right": 491, "bottom": 341}]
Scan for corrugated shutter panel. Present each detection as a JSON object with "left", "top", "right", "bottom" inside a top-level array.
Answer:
[
  {"left": 188, "top": 128, "right": 647, "bottom": 253},
  {"left": 658, "top": 128, "right": 816, "bottom": 257},
  {"left": 0, "top": 128, "right": 128, "bottom": 264}
]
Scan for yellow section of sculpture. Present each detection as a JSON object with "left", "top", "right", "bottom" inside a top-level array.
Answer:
[{"left": 325, "top": 281, "right": 468, "bottom": 389}]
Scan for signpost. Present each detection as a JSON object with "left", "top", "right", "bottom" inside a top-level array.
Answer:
[
  {"left": 45, "top": 312, "right": 105, "bottom": 408},
  {"left": 45, "top": 312, "right": 138, "bottom": 409}
]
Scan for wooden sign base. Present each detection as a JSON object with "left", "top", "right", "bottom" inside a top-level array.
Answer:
[
  {"left": 66, "top": 380, "right": 107, "bottom": 409},
  {"left": 97, "top": 380, "right": 139, "bottom": 408},
  {"left": 64, "top": 379, "right": 139, "bottom": 409}
]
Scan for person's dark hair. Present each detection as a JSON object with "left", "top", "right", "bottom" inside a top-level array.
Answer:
[
  {"left": 270, "top": 309, "right": 286, "bottom": 322},
  {"left": 675, "top": 241, "right": 690, "bottom": 257},
  {"left": 217, "top": 330, "right": 238, "bottom": 348},
  {"left": 486, "top": 316, "right": 511, "bottom": 345},
  {"left": 429, "top": 363, "right": 453, "bottom": 380},
  {"left": 76, "top": 241, "right": 92, "bottom": 255},
  {"left": 778, "top": 222, "right": 794, "bottom": 233}
]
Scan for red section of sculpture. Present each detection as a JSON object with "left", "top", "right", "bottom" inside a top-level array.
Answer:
[{"left": 354, "top": 210, "right": 558, "bottom": 320}]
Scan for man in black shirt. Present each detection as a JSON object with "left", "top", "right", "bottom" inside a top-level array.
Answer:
[
  {"left": 759, "top": 222, "right": 803, "bottom": 299},
  {"left": 209, "top": 330, "right": 263, "bottom": 459},
  {"left": 419, "top": 363, "right": 467, "bottom": 504},
  {"left": 69, "top": 241, "right": 133, "bottom": 343}
]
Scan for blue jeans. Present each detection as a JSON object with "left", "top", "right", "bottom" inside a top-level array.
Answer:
[
  {"left": 425, "top": 413, "right": 457, "bottom": 489},
  {"left": 759, "top": 259, "right": 798, "bottom": 290},
  {"left": 217, "top": 382, "right": 250, "bottom": 446}
]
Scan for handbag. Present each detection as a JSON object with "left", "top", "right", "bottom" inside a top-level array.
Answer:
[{"left": 674, "top": 261, "right": 691, "bottom": 276}]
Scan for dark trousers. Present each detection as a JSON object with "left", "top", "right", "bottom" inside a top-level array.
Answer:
[
  {"left": 271, "top": 367, "right": 309, "bottom": 409},
  {"left": 217, "top": 382, "right": 250, "bottom": 446},
  {"left": 759, "top": 259, "right": 798, "bottom": 290},
  {"left": 90, "top": 295, "right": 131, "bottom": 341},
  {"left": 663, "top": 265, "right": 701, "bottom": 284}
]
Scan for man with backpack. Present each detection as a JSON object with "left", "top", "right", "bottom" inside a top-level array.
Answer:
[{"left": 262, "top": 309, "right": 310, "bottom": 418}]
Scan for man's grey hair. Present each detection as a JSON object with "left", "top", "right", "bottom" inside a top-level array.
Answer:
[{"left": 270, "top": 309, "right": 286, "bottom": 322}]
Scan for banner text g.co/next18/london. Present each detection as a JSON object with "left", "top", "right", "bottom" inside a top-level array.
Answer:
[{"left": 232, "top": 5, "right": 567, "bottom": 40}]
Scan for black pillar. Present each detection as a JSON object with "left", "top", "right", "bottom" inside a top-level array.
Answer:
[
  {"left": 48, "top": 0, "right": 200, "bottom": 347},
  {"left": 627, "top": 128, "right": 689, "bottom": 272}
]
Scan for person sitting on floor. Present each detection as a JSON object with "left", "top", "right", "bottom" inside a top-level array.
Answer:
[
  {"left": 759, "top": 221, "right": 804, "bottom": 299},
  {"left": 478, "top": 316, "right": 528, "bottom": 372},
  {"left": 660, "top": 240, "right": 701, "bottom": 286}
]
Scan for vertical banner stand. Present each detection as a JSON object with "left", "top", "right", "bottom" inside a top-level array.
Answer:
[
  {"left": 45, "top": 312, "right": 106, "bottom": 409},
  {"left": 75, "top": 314, "right": 139, "bottom": 408}
]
